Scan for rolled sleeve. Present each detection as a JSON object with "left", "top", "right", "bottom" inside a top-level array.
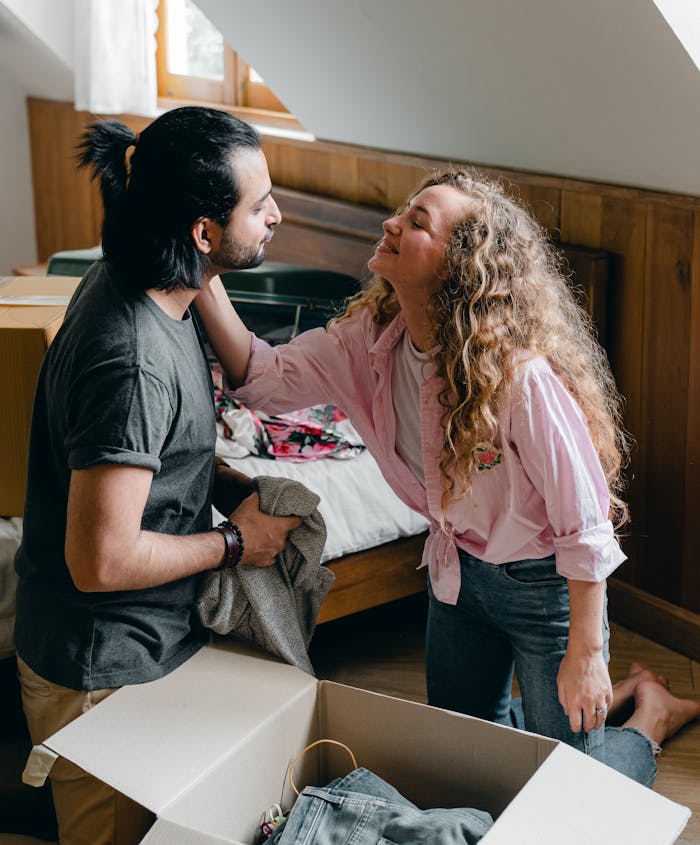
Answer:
[
  {"left": 66, "top": 363, "right": 171, "bottom": 474},
  {"left": 232, "top": 334, "right": 281, "bottom": 408},
  {"left": 553, "top": 523, "right": 626, "bottom": 582},
  {"left": 511, "top": 361, "right": 626, "bottom": 582},
  {"left": 234, "top": 317, "right": 369, "bottom": 415}
]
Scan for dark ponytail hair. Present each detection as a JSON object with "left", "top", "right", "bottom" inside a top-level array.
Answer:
[{"left": 77, "top": 106, "right": 261, "bottom": 292}]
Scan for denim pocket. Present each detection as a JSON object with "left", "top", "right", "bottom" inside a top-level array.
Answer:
[{"left": 501, "top": 555, "right": 565, "bottom": 587}]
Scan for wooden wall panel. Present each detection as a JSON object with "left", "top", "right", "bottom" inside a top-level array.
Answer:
[
  {"left": 266, "top": 222, "right": 374, "bottom": 279},
  {"left": 600, "top": 198, "right": 648, "bottom": 584},
  {"left": 28, "top": 101, "right": 151, "bottom": 260},
  {"left": 560, "top": 191, "right": 602, "bottom": 247},
  {"left": 23, "top": 97, "right": 700, "bottom": 626},
  {"left": 682, "top": 211, "right": 700, "bottom": 609},
  {"left": 325, "top": 154, "right": 360, "bottom": 204},
  {"left": 642, "top": 206, "right": 693, "bottom": 605},
  {"left": 386, "top": 163, "right": 430, "bottom": 209},
  {"left": 355, "top": 156, "right": 389, "bottom": 208},
  {"left": 516, "top": 184, "right": 561, "bottom": 238}
]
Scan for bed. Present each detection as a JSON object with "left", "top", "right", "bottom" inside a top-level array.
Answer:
[{"left": 37, "top": 187, "right": 611, "bottom": 627}]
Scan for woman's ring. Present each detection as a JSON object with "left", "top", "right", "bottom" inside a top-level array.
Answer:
[{"left": 594, "top": 706, "right": 607, "bottom": 714}]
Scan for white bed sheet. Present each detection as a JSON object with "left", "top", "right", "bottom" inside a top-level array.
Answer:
[
  {"left": 215, "top": 437, "right": 429, "bottom": 563},
  {"left": 0, "top": 449, "right": 428, "bottom": 656}
]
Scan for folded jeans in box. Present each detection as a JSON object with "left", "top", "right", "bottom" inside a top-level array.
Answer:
[{"left": 26, "top": 640, "right": 690, "bottom": 845}]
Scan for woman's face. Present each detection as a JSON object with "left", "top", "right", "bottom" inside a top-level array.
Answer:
[{"left": 368, "top": 184, "right": 473, "bottom": 301}]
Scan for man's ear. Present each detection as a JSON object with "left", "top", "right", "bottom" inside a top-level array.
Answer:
[{"left": 191, "top": 217, "right": 220, "bottom": 255}]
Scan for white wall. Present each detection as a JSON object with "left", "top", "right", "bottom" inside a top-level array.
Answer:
[
  {"left": 0, "top": 0, "right": 74, "bottom": 70},
  {"left": 0, "top": 0, "right": 74, "bottom": 272},
  {"left": 0, "top": 0, "right": 74, "bottom": 100},
  {"left": 0, "top": 0, "right": 699, "bottom": 211},
  {"left": 197, "top": 0, "right": 700, "bottom": 197},
  {"left": 0, "top": 68, "right": 36, "bottom": 273}
]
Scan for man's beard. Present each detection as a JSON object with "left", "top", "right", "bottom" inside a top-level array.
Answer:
[{"left": 212, "top": 228, "right": 267, "bottom": 271}]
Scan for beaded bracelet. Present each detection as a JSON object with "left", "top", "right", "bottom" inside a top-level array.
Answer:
[{"left": 212, "top": 520, "right": 244, "bottom": 570}]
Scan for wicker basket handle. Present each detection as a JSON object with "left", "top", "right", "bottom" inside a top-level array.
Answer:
[{"left": 289, "top": 738, "right": 358, "bottom": 796}]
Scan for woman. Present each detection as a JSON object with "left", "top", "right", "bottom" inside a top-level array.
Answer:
[{"left": 196, "top": 168, "right": 700, "bottom": 785}]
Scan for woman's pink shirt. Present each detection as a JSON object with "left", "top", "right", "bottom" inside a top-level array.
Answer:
[{"left": 234, "top": 307, "right": 625, "bottom": 605}]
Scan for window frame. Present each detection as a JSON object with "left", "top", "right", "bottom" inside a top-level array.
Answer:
[{"left": 155, "top": 1, "right": 301, "bottom": 129}]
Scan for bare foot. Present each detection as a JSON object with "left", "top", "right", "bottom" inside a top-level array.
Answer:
[
  {"left": 608, "top": 661, "right": 669, "bottom": 720},
  {"left": 623, "top": 680, "right": 700, "bottom": 747}
]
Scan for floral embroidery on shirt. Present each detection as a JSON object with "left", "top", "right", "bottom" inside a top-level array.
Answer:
[{"left": 473, "top": 442, "right": 503, "bottom": 472}]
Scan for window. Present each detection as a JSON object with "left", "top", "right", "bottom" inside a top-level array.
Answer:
[{"left": 156, "top": 0, "right": 297, "bottom": 124}]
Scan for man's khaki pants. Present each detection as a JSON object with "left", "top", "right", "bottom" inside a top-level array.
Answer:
[{"left": 17, "top": 655, "right": 154, "bottom": 845}]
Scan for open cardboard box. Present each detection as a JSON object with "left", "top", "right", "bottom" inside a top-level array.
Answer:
[{"left": 26, "top": 639, "right": 689, "bottom": 844}]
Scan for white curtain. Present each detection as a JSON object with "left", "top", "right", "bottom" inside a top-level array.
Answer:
[{"left": 74, "top": 0, "right": 159, "bottom": 116}]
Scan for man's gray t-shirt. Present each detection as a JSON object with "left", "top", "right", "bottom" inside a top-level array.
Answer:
[{"left": 14, "top": 261, "right": 214, "bottom": 690}]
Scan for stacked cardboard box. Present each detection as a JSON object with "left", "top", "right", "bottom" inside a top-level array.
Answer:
[{"left": 0, "top": 276, "right": 80, "bottom": 517}]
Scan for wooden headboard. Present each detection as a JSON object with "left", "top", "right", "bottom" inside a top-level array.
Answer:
[{"left": 267, "top": 187, "right": 611, "bottom": 346}]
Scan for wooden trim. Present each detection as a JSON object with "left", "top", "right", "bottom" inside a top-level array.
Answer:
[
  {"left": 160, "top": 74, "right": 225, "bottom": 103},
  {"left": 156, "top": 0, "right": 225, "bottom": 103},
  {"left": 245, "top": 78, "right": 289, "bottom": 113},
  {"left": 261, "top": 132, "right": 700, "bottom": 212},
  {"left": 224, "top": 49, "right": 245, "bottom": 106},
  {"left": 156, "top": 97, "right": 306, "bottom": 133},
  {"left": 318, "top": 534, "right": 428, "bottom": 624},
  {"left": 607, "top": 577, "right": 700, "bottom": 662},
  {"left": 156, "top": 0, "right": 289, "bottom": 115},
  {"left": 154, "top": 0, "right": 169, "bottom": 97}
]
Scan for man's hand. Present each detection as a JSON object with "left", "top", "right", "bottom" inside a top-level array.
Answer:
[
  {"left": 229, "top": 493, "right": 301, "bottom": 568},
  {"left": 212, "top": 457, "right": 253, "bottom": 516}
]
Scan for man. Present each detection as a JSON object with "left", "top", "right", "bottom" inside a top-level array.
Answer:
[{"left": 14, "top": 106, "right": 299, "bottom": 845}]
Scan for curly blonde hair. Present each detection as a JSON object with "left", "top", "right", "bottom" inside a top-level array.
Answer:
[{"left": 342, "top": 167, "right": 630, "bottom": 527}]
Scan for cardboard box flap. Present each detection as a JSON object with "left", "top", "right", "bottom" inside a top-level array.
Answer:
[
  {"left": 481, "top": 741, "right": 689, "bottom": 845},
  {"left": 319, "top": 681, "right": 556, "bottom": 818},
  {"left": 43, "top": 641, "right": 317, "bottom": 815},
  {"left": 0, "top": 276, "right": 80, "bottom": 295},
  {"left": 0, "top": 275, "right": 80, "bottom": 329},
  {"left": 159, "top": 677, "right": 319, "bottom": 843},
  {"left": 139, "top": 818, "right": 236, "bottom": 845}
]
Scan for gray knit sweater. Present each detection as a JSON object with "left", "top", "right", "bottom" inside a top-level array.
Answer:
[{"left": 195, "top": 475, "right": 335, "bottom": 675}]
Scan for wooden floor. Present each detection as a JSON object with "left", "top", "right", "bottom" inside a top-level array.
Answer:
[{"left": 310, "top": 593, "right": 700, "bottom": 845}]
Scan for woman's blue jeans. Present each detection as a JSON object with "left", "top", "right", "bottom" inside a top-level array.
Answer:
[{"left": 425, "top": 551, "right": 657, "bottom": 787}]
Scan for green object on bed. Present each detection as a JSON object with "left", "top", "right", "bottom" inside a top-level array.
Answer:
[
  {"left": 46, "top": 246, "right": 103, "bottom": 277},
  {"left": 221, "top": 263, "right": 359, "bottom": 340},
  {"left": 46, "top": 248, "right": 360, "bottom": 343}
]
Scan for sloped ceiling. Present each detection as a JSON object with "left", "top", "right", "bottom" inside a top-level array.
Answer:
[
  {"left": 1, "top": 0, "right": 698, "bottom": 196},
  {"left": 196, "top": 0, "right": 700, "bottom": 196},
  {"left": 0, "top": 0, "right": 73, "bottom": 99}
]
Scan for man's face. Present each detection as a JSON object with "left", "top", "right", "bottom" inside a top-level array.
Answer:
[{"left": 210, "top": 148, "right": 282, "bottom": 271}]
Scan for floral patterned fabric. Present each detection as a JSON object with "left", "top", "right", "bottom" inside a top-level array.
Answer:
[{"left": 211, "top": 365, "right": 365, "bottom": 461}]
